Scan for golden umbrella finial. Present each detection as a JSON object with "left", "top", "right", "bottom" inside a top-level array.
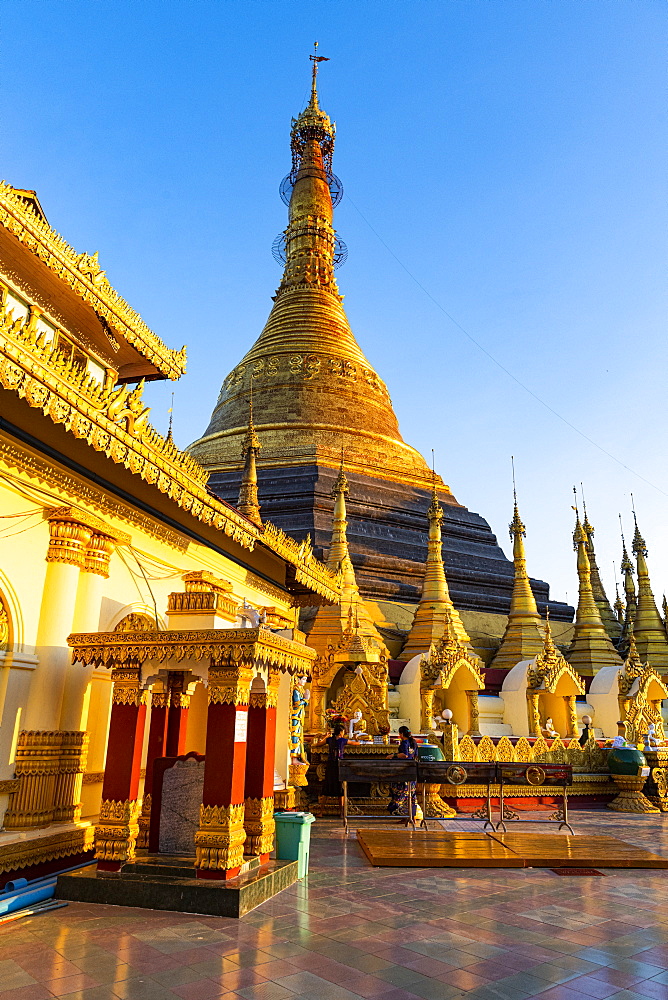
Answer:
[{"left": 309, "top": 40, "right": 329, "bottom": 109}]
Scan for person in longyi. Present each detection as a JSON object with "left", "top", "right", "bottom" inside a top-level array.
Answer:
[
  {"left": 317, "top": 722, "right": 348, "bottom": 816},
  {"left": 386, "top": 725, "right": 418, "bottom": 825}
]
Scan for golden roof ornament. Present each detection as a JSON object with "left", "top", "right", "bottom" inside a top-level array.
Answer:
[
  {"left": 489, "top": 469, "right": 544, "bottom": 671},
  {"left": 580, "top": 487, "right": 621, "bottom": 641},
  {"left": 629, "top": 502, "right": 668, "bottom": 670},
  {"left": 237, "top": 390, "right": 262, "bottom": 527},
  {"left": 528, "top": 608, "right": 585, "bottom": 694},
  {"left": 398, "top": 461, "right": 470, "bottom": 660},
  {"left": 567, "top": 491, "right": 622, "bottom": 676}
]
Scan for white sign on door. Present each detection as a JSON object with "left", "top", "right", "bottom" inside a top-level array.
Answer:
[{"left": 234, "top": 709, "right": 248, "bottom": 743}]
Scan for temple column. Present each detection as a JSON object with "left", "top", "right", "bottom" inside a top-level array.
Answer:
[
  {"left": 244, "top": 672, "right": 279, "bottom": 861},
  {"left": 195, "top": 662, "right": 252, "bottom": 880},
  {"left": 528, "top": 691, "right": 541, "bottom": 737},
  {"left": 60, "top": 532, "right": 115, "bottom": 732},
  {"left": 166, "top": 672, "right": 190, "bottom": 756},
  {"left": 137, "top": 684, "right": 169, "bottom": 849},
  {"left": 467, "top": 690, "right": 482, "bottom": 737},
  {"left": 95, "top": 665, "right": 147, "bottom": 871},
  {"left": 25, "top": 511, "right": 91, "bottom": 730},
  {"left": 566, "top": 695, "right": 578, "bottom": 740}
]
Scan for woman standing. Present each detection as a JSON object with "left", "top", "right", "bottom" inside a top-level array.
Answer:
[
  {"left": 319, "top": 722, "right": 348, "bottom": 815},
  {"left": 387, "top": 725, "right": 418, "bottom": 823}
]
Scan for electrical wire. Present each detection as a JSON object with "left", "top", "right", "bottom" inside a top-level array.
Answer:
[{"left": 346, "top": 194, "right": 668, "bottom": 501}]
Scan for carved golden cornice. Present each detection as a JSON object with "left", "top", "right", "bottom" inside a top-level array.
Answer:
[
  {"left": 0, "top": 778, "right": 20, "bottom": 794},
  {"left": 0, "top": 301, "right": 258, "bottom": 551},
  {"left": 0, "top": 440, "right": 188, "bottom": 550},
  {"left": 0, "top": 182, "right": 186, "bottom": 379},
  {"left": 69, "top": 625, "right": 317, "bottom": 675},
  {"left": 260, "top": 523, "right": 340, "bottom": 605}
]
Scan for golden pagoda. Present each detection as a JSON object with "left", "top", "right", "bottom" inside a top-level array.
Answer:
[
  {"left": 582, "top": 501, "right": 621, "bottom": 642},
  {"left": 188, "top": 50, "right": 573, "bottom": 621},
  {"left": 398, "top": 480, "right": 470, "bottom": 661},
  {"left": 631, "top": 513, "right": 668, "bottom": 671},
  {"left": 489, "top": 494, "right": 545, "bottom": 670},
  {"left": 189, "top": 52, "right": 437, "bottom": 491},
  {"left": 567, "top": 505, "right": 622, "bottom": 677}
]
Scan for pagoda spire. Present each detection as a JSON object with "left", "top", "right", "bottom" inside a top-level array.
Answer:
[
  {"left": 236, "top": 390, "right": 262, "bottom": 527},
  {"left": 619, "top": 521, "right": 637, "bottom": 653},
  {"left": 190, "top": 51, "right": 444, "bottom": 495},
  {"left": 489, "top": 487, "right": 544, "bottom": 670},
  {"left": 581, "top": 491, "right": 621, "bottom": 641},
  {"left": 306, "top": 451, "right": 388, "bottom": 675},
  {"left": 567, "top": 495, "right": 622, "bottom": 677},
  {"left": 631, "top": 507, "right": 668, "bottom": 670},
  {"left": 399, "top": 474, "right": 469, "bottom": 661}
]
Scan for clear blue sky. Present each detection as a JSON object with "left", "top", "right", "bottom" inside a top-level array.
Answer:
[{"left": 3, "top": 0, "right": 666, "bottom": 608}]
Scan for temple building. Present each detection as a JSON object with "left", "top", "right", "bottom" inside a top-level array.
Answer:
[
  {"left": 0, "top": 181, "right": 338, "bottom": 883},
  {"left": 187, "top": 57, "right": 572, "bottom": 630}
]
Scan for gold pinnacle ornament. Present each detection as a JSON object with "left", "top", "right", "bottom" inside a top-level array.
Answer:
[
  {"left": 399, "top": 474, "right": 470, "bottom": 661},
  {"left": 581, "top": 491, "right": 621, "bottom": 641},
  {"left": 567, "top": 494, "right": 622, "bottom": 677},
  {"left": 631, "top": 507, "right": 668, "bottom": 671},
  {"left": 490, "top": 484, "right": 544, "bottom": 670}
]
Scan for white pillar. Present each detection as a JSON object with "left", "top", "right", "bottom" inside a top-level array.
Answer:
[{"left": 25, "top": 513, "right": 91, "bottom": 730}]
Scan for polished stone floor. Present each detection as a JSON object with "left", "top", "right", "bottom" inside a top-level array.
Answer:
[{"left": 2, "top": 810, "right": 668, "bottom": 1000}]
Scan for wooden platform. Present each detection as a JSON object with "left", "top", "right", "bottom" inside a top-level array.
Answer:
[
  {"left": 356, "top": 830, "right": 523, "bottom": 868},
  {"left": 356, "top": 829, "right": 668, "bottom": 869},
  {"left": 489, "top": 833, "right": 668, "bottom": 869}
]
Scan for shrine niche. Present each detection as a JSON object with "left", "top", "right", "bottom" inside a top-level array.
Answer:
[
  {"left": 308, "top": 610, "right": 390, "bottom": 736},
  {"left": 590, "top": 636, "right": 668, "bottom": 741},
  {"left": 399, "top": 623, "right": 484, "bottom": 735}
]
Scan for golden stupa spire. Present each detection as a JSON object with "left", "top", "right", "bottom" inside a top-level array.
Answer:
[
  {"left": 399, "top": 464, "right": 470, "bottom": 661},
  {"left": 581, "top": 487, "right": 621, "bottom": 641},
  {"left": 630, "top": 503, "right": 668, "bottom": 670},
  {"left": 306, "top": 447, "right": 389, "bottom": 703},
  {"left": 490, "top": 470, "right": 544, "bottom": 670},
  {"left": 663, "top": 594, "right": 668, "bottom": 625},
  {"left": 327, "top": 448, "right": 352, "bottom": 576},
  {"left": 567, "top": 491, "right": 622, "bottom": 677},
  {"left": 189, "top": 50, "right": 448, "bottom": 493},
  {"left": 236, "top": 387, "right": 262, "bottom": 527}
]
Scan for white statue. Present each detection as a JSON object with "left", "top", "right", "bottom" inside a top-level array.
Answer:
[
  {"left": 542, "top": 717, "right": 559, "bottom": 740},
  {"left": 349, "top": 710, "right": 363, "bottom": 739},
  {"left": 644, "top": 723, "right": 661, "bottom": 751}
]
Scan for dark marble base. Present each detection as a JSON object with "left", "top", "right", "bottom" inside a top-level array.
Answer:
[
  {"left": 208, "top": 463, "right": 572, "bottom": 619},
  {"left": 56, "top": 855, "right": 299, "bottom": 918}
]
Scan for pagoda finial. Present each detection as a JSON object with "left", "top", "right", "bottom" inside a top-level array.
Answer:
[
  {"left": 332, "top": 446, "right": 349, "bottom": 498},
  {"left": 490, "top": 467, "right": 543, "bottom": 670},
  {"left": 237, "top": 384, "right": 262, "bottom": 527},
  {"left": 578, "top": 487, "right": 620, "bottom": 641},
  {"left": 567, "top": 497, "right": 622, "bottom": 676},
  {"left": 629, "top": 502, "right": 668, "bottom": 668},
  {"left": 166, "top": 392, "right": 174, "bottom": 444},
  {"left": 662, "top": 594, "right": 668, "bottom": 624},
  {"left": 398, "top": 456, "right": 471, "bottom": 660},
  {"left": 308, "top": 41, "right": 329, "bottom": 110},
  {"left": 543, "top": 607, "right": 557, "bottom": 659}
]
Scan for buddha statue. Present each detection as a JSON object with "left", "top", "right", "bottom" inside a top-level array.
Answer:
[{"left": 541, "top": 717, "right": 559, "bottom": 740}]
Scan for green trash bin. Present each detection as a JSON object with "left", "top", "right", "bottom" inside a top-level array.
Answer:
[{"left": 274, "top": 812, "right": 315, "bottom": 879}]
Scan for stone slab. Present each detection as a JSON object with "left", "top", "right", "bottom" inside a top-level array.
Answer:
[
  {"left": 158, "top": 758, "right": 204, "bottom": 855},
  {"left": 56, "top": 858, "right": 299, "bottom": 917}
]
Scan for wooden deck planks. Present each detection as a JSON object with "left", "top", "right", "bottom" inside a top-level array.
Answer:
[
  {"left": 489, "top": 833, "right": 668, "bottom": 869},
  {"left": 355, "top": 829, "right": 524, "bottom": 868},
  {"left": 355, "top": 829, "right": 668, "bottom": 869}
]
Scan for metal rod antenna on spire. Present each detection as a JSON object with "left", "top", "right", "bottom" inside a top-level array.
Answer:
[
  {"left": 572, "top": 485, "right": 579, "bottom": 517},
  {"left": 619, "top": 513, "right": 626, "bottom": 547},
  {"left": 580, "top": 482, "right": 587, "bottom": 518},
  {"left": 511, "top": 455, "right": 517, "bottom": 503}
]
